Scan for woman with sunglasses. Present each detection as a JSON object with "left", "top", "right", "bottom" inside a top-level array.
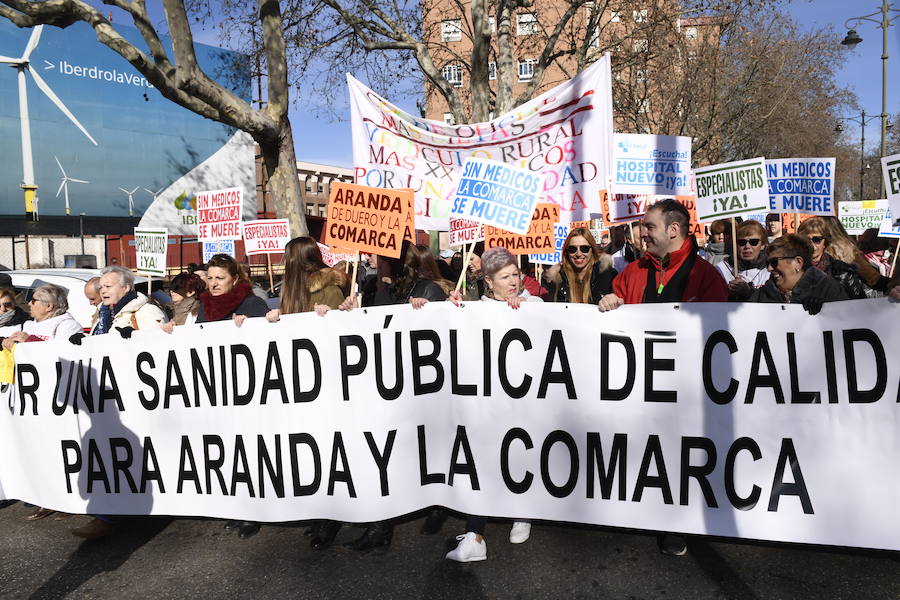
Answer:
[
  {"left": 544, "top": 227, "right": 616, "bottom": 303},
  {"left": 796, "top": 218, "right": 866, "bottom": 300},
  {"left": 0, "top": 288, "right": 29, "bottom": 330},
  {"left": 714, "top": 220, "right": 770, "bottom": 300},
  {"left": 748, "top": 234, "right": 847, "bottom": 314}
]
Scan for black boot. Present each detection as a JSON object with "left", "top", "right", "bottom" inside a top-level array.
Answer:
[
  {"left": 310, "top": 520, "right": 341, "bottom": 550},
  {"left": 421, "top": 508, "right": 447, "bottom": 535},
  {"left": 238, "top": 522, "right": 261, "bottom": 539},
  {"left": 343, "top": 522, "right": 393, "bottom": 554}
]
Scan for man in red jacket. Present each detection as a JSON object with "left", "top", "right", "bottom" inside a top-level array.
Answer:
[{"left": 599, "top": 198, "right": 727, "bottom": 311}]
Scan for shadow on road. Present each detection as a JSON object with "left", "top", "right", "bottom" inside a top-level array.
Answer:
[
  {"left": 691, "top": 539, "right": 759, "bottom": 600},
  {"left": 27, "top": 517, "right": 171, "bottom": 600}
]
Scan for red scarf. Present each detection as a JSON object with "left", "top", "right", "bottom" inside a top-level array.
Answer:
[
  {"left": 644, "top": 236, "right": 694, "bottom": 293},
  {"left": 199, "top": 282, "right": 252, "bottom": 322}
]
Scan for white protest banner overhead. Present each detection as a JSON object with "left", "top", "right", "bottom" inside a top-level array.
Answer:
[
  {"left": 133, "top": 227, "right": 168, "bottom": 276},
  {"left": 613, "top": 134, "right": 692, "bottom": 196},
  {"left": 242, "top": 219, "right": 291, "bottom": 256},
  {"left": 202, "top": 239, "right": 235, "bottom": 263},
  {"left": 880, "top": 208, "right": 900, "bottom": 238},
  {"left": 882, "top": 153, "right": 900, "bottom": 226},
  {"left": 451, "top": 158, "right": 542, "bottom": 235},
  {"left": 694, "top": 158, "right": 769, "bottom": 221},
  {"left": 348, "top": 56, "right": 614, "bottom": 230},
  {"left": 448, "top": 218, "right": 485, "bottom": 248},
  {"left": 766, "top": 158, "right": 836, "bottom": 215},
  {"left": 1, "top": 300, "right": 899, "bottom": 551},
  {"left": 196, "top": 187, "right": 243, "bottom": 241},
  {"left": 530, "top": 223, "right": 570, "bottom": 265},
  {"left": 838, "top": 200, "right": 889, "bottom": 235}
]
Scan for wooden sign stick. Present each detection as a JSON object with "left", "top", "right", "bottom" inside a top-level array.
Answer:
[
  {"left": 731, "top": 217, "right": 739, "bottom": 276},
  {"left": 351, "top": 252, "right": 360, "bottom": 307}
]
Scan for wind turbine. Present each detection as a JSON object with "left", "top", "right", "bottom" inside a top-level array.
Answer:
[
  {"left": 144, "top": 187, "right": 165, "bottom": 204},
  {"left": 0, "top": 25, "right": 98, "bottom": 220},
  {"left": 119, "top": 187, "right": 139, "bottom": 216},
  {"left": 55, "top": 156, "right": 88, "bottom": 216}
]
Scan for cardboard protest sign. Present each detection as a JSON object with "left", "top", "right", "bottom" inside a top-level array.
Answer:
[
  {"left": 880, "top": 209, "right": 900, "bottom": 238},
  {"left": 196, "top": 187, "right": 243, "bottom": 241},
  {"left": 882, "top": 153, "right": 900, "bottom": 226},
  {"left": 530, "top": 223, "right": 570, "bottom": 265},
  {"left": 838, "top": 200, "right": 889, "bottom": 235},
  {"left": 242, "top": 219, "right": 291, "bottom": 256},
  {"left": 600, "top": 191, "right": 705, "bottom": 240},
  {"left": 202, "top": 239, "right": 235, "bottom": 263},
  {"left": 317, "top": 242, "right": 357, "bottom": 267},
  {"left": 451, "top": 158, "right": 543, "bottom": 235},
  {"left": 133, "top": 227, "right": 168, "bottom": 276},
  {"left": 322, "top": 183, "right": 411, "bottom": 258},
  {"left": 614, "top": 133, "right": 692, "bottom": 196},
  {"left": 349, "top": 56, "right": 614, "bottom": 229},
  {"left": 486, "top": 203, "right": 559, "bottom": 255},
  {"left": 449, "top": 217, "right": 485, "bottom": 248},
  {"left": 694, "top": 158, "right": 768, "bottom": 221},
  {"left": 766, "top": 158, "right": 835, "bottom": 215}
]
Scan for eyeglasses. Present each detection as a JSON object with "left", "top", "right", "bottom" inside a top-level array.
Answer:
[
  {"left": 0, "top": 302, "right": 13, "bottom": 309},
  {"left": 737, "top": 238, "right": 762, "bottom": 247},
  {"left": 28, "top": 297, "right": 48, "bottom": 305},
  {"left": 809, "top": 236, "right": 827, "bottom": 244},
  {"left": 566, "top": 245, "right": 592, "bottom": 254},
  {"left": 767, "top": 256, "right": 799, "bottom": 269}
]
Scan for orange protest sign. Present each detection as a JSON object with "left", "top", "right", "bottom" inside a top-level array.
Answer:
[
  {"left": 323, "top": 183, "right": 411, "bottom": 258},
  {"left": 571, "top": 220, "right": 591, "bottom": 230},
  {"left": 485, "top": 203, "right": 559, "bottom": 255},
  {"left": 599, "top": 191, "right": 705, "bottom": 241},
  {"left": 401, "top": 189, "right": 416, "bottom": 242}
]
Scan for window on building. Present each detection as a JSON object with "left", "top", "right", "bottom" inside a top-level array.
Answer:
[
  {"left": 635, "top": 68, "right": 647, "bottom": 83},
  {"left": 443, "top": 112, "right": 455, "bottom": 125},
  {"left": 517, "top": 13, "right": 538, "bottom": 35},
  {"left": 305, "top": 204, "right": 313, "bottom": 215},
  {"left": 489, "top": 16, "right": 496, "bottom": 33},
  {"left": 633, "top": 38, "right": 649, "bottom": 52},
  {"left": 518, "top": 58, "right": 537, "bottom": 81},
  {"left": 637, "top": 98, "right": 650, "bottom": 114},
  {"left": 609, "top": 11, "right": 621, "bottom": 22},
  {"left": 685, "top": 26, "right": 698, "bottom": 40},
  {"left": 318, "top": 205, "right": 326, "bottom": 217},
  {"left": 633, "top": 9, "right": 648, "bottom": 23},
  {"left": 588, "top": 27, "right": 600, "bottom": 49},
  {"left": 442, "top": 63, "right": 463, "bottom": 87},
  {"left": 441, "top": 19, "right": 462, "bottom": 42},
  {"left": 304, "top": 178, "right": 312, "bottom": 193},
  {"left": 488, "top": 61, "right": 497, "bottom": 80}
]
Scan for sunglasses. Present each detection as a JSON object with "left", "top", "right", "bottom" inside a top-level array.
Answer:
[
  {"left": 767, "top": 256, "right": 799, "bottom": 269},
  {"left": 0, "top": 302, "right": 14, "bottom": 309},
  {"left": 809, "top": 236, "right": 827, "bottom": 244},
  {"left": 737, "top": 238, "right": 762, "bottom": 247},
  {"left": 28, "top": 297, "right": 48, "bottom": 305},
  {"left": 566, "top": 245, "right": 592, "bottom": 254}
]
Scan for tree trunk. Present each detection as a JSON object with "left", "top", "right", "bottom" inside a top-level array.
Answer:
[{"left": 258, "top": 121, "right": 307, "bottom": 238}]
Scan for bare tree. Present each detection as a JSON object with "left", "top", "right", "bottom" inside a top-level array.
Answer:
[{"left": 0, "top": 0, "right": 310, "bottom": 236}]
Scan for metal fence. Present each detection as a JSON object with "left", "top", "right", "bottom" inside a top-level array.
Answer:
[{"left": 0, "top": 236, "right": 105, "bottom": 270}]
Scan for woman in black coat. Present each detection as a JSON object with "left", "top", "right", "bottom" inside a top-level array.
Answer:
[{"left": 543, "top": 227, "right": 617, "bottom": 303}]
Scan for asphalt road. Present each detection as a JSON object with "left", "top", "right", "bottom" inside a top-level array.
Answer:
[{"left": 1, "top": 501, "right": 898, "bottom": 599}]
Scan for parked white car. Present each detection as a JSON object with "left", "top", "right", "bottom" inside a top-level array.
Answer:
[{"left": 4, "top": 269, "right": 102, "bottom": 331}]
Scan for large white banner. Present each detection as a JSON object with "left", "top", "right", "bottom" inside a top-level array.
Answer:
[
  {"left": 348, "top": 57, "right": 614, "bottom": 230},
  {"left": 1, "top": 300, "right": 899, "bottom": 550}
]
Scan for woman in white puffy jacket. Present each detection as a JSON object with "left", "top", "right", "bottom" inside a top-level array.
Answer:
[
  {"left": 90, "top": 266, "right": 167, "bottom": 336},
  {"left": 0, "top": 283, "right": 82, "bottom": 348}
]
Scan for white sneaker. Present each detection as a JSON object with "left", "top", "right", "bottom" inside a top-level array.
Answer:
[
  {"left": 509, "top": 521, "right": 531, "bottom": 544},
  {"left": 445, "top": 532, "right": 487, "bottom": 562}
]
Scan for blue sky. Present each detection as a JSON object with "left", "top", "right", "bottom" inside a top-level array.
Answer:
[{"left": 291, "top": 0, "right": 900, "bottom": 167}]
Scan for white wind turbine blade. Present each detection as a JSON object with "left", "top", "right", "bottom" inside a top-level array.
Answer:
[
  {"left": 128, "top": 187, "right": 139, "bottom": 194},
  {"left": 0, "top": 56, "right": 21, "bottom": 64},
  {"left": 119, "top": 187, "right": 129, "bottom": 194},
  {"left": 69, "top": 178, "right": 88, "bottom": 184},
  {"left": 21, "top": 26, "right": 43, "bottom": 62},
  {"left": 54, "top": 155, "right": 66, "bottom": 177},
  {"left": 29, "top": 67, "right": 98, "bottom": 146},
  {"left": 56, "top": 179, "right": 66, "bottom": 197}
]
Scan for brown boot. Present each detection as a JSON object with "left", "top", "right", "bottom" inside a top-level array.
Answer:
[{"left": 71, "top": 518, "right": 116, "bottom": 539}]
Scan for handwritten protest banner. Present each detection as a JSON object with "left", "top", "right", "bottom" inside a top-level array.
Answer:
[
  {"left": 600, "top": 192, "right": 705, "bottom": 240},
  {"left": 242, "top": 219, "right": 291, "bottom": 256},
  {"left": 450, "top": 158, "right": 543, "bottom": 235},
  {"left": 317, "top": 243, "right": 357, "bottom": 267},
  {"left": 530, "top": 223, "right": 570, "bottom": 265},
  {"left": 202, "top": 239, "right": 235, "bottom": 263},
  {"left": 323, "top": 182, "right": 411, "bottom": 259},
  {"left": 838, "top": 200, "right": 889, "bottom": 235},
  {"left": 349, "top": 56, "right": 614, "bottom": 229},
  {"left": 3, "top": 299, "right": 900, "bottom": 552},
  {"left": 766, "top": 158, "right": 835, "bottom": 215},
  {"left": 614, "top": 134, "right": 691, "bottom": 196},
  {"left": 695, "top": 158, "right": 769, "bottom": 221},
  {"left": 485, "top": 203, "right": 559, "bottom": 254},
  {"left": 133, "top": 227, "right": 168, "bottom": 276},
  {"left": 882, "top": 153, "right": 900, "bottom": 226},
  {"left": 449, "top": 217, "right": 485, "bottom": 248},
  {"left": 196, "top": 187, "right": 243, "bottom": 241}
]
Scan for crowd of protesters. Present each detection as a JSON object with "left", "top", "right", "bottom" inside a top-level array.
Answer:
[{"left": 0, "top": 200, "right": 897, "bottom": 555}]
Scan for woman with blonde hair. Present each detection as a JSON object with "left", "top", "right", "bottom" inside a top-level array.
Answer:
[
  {"left": 796, "top": 217, "right": 865, "bottom": 299},
  {"left": 818, "top": 216, "right": 890, "bottom": 293},
  {"left": 543, "top": 227, "right": 616, "bottom": 304}
]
